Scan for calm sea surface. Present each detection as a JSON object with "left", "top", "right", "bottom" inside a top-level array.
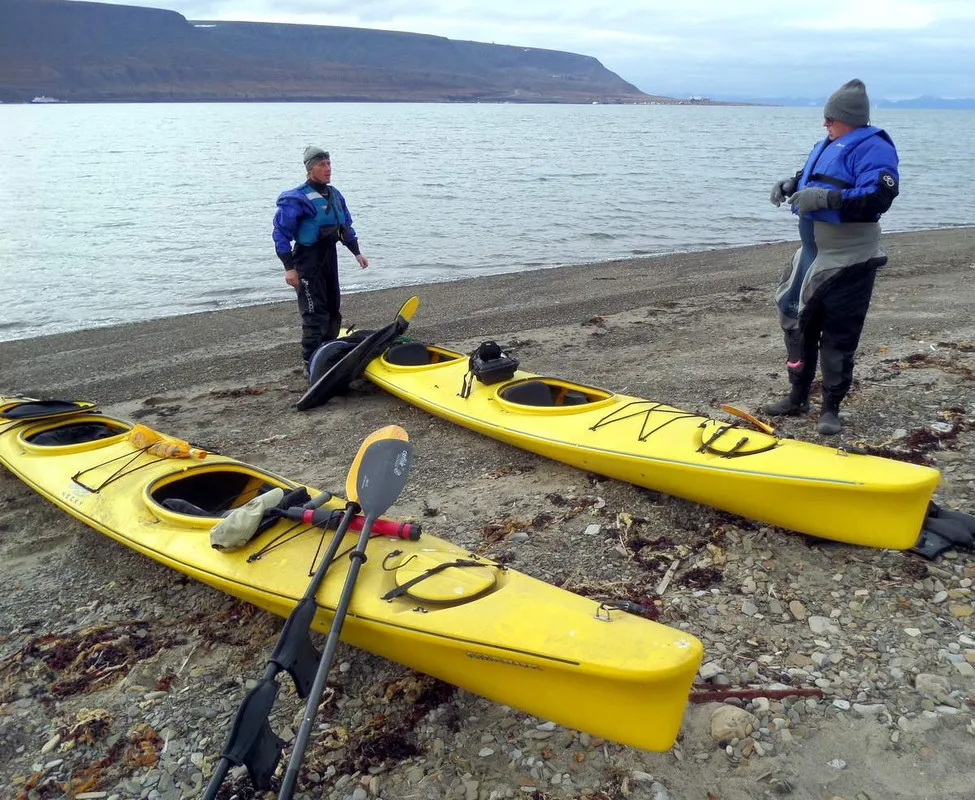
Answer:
[{"left": 1, "top": 103, "right": 973, "bottom": 342}]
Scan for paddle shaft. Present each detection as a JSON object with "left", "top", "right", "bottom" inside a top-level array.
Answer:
[
  {"left": 277, "top": 514, "right": 377, "bottom": 799},
  {"left": 300, "top": 502, "right": 360, "bottom": 602}
]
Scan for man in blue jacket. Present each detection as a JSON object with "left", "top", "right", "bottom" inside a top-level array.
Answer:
[
  {"left": 764, "top": 79, "right": 899, "bottom": 435},
  {"left": 273, "top": 146, "right": 369, "bottom": 375}
]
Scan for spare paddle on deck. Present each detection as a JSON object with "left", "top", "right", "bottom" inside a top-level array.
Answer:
[
  {"left": 278, "top": 425, "right": 413, "bottom": 799},
  {"left": 202, "top": 425, "right": 413, "bottom": 799},
  {"left": 719, "top": 404, "right": 776, "bottom": 435}
]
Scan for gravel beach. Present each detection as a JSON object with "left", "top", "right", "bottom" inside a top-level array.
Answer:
[{"left": 1, "top": 228, "right": 974, "bottom": 800}]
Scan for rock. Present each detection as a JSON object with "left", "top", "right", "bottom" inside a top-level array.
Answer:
[
  {"left": 808, "top": 616, "right": 840, "bottom": 635},
  {"left": 699, "top": 661, "right": 724, "bottom": 680},
  {"left": 915, "top": 673, "right": 951, "bottom": 698},
  {"left": 709, "top": 706, "right": 759, "bottom": 743},
  {"left": 853, "top": 703, "right": 887, "bottom": 717},
  {"left": 789, "top": 600, "right": 807, "bottom": 620}
]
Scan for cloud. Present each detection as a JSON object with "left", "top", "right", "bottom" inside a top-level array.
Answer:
[{"left": 75, "top": 0, "right": 975, "bottom": 98}]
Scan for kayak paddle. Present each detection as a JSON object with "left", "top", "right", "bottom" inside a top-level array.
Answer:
[
  {"left": 278, "top": 425, "right": 413, "bottom": 798},
  {"left": 202, "top": 425, "right": 413, "bottom": 799}
]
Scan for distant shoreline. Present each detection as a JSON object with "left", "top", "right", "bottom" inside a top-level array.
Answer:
[{"left": 1, "top": 227, "right": 972, "bottom": 347}]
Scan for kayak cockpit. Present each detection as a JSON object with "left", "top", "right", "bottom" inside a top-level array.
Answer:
[
  {"left": 382, "top": 342, "right": 466, "bottom": 367},
  {"left": 1, "top": 397, "right": 97, "bottom": 421},
  {"left": 496, "top": 378, "right": 615, "bottom": 414},
  {"left": 19, "top": 415, "right": 132, "bottom": 453},
  {"left": 145, "top": 464, "right": 293, "bottom": 528}
]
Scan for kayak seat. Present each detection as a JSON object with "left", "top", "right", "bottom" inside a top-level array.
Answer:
[
  {"left": 560, "top": 390, "right": 590, "bottom": 406},
  {"left": 501, "top": 381, "right": 554, "bottom": 406},
  {"left": 385, "top": 342, "right": 432, "bottom": 366}
]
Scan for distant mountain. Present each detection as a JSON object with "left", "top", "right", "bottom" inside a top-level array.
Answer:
[
  {"left": 706, "top": 93, "right": 975, "bottom": 110},
  {"left": 875, "top": 96, "right": 975, "bottom": 109},
  {"left": 0, "top": 0, "right": 670, "bottom": 104}
]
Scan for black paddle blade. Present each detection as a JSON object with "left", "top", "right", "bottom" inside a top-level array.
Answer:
[
  {"left": 270, "top": 597, "right": 322, "bottom": 698},
  {"left": 295, "top": 297, "right": 419, "bottom": 411},
  {"left": 219, "top": 678, "right": 285, "bottom": 790},
  {"left": 354, "top": 438, "right": 413, "bottom": 518}
]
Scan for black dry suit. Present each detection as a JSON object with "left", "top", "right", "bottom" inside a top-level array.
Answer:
[{"left": 774, "top": 126, "right": 899, "bottom": 410}]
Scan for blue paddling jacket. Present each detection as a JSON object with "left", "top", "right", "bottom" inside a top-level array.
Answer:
[
  {"left": 272, "top": 181, "right": 360, "bottom": 269},
  {"left": 776, "top": 126, "right": 900, "bottom": 323},
  {"left": 795, "top": 126, "right": 899, "bottom": 224}
]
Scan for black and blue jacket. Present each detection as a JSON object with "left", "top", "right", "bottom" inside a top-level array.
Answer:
[{"left": 272, "top": 181, "right": 360, "bottom": 269}]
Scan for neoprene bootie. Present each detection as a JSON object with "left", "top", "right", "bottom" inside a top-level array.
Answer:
[
  {"left": 761, "top": 393, "right": 810, "bottom": 417},
  {"left": 817, "top": 399, "right": 843, "bottom": 435}
]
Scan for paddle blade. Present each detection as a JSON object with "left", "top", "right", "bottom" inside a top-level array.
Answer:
[
  {"left": 344, "top": 425, "right": 410, "bottom": 504},
  {"left": 397, "top": 295, "right": 420, "bottom": 324},
  {"left": 719, "top": 404, "right": 776, "bottom": 435}
]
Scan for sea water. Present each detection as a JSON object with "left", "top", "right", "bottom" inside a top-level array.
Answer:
[{"left": 1, "top": 102, "right": 972, "bottom": 341}]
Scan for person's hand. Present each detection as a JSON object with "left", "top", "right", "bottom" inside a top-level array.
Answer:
[
  {"left": 788, "top": 187, "right": 837, "bottom": 215},
  {"left": 355, "top": 254, "right": 369, "bottom": 269},
  {"left": 284, "top": 268, "right": 300, "bottom": 288},
  {"left": 770, "top": 176, "right": 798, "bottom": 207}
]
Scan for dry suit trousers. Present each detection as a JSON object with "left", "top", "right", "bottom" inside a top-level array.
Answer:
[
  {"left": 292, "top": 241, "right": 342, "bottom": 364},
  {"left": 784, "top": 264, "right": 878, "bottom": 407}
]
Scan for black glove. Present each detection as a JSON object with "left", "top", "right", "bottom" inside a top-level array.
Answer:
[
  {"left": 770, "top": 176, "right": 798, "bottom": 207},
  {"left": 788, "top": 187, "right": 840, "bottom": 215}
]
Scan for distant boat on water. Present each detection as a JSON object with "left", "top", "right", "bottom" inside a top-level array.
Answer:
[{"left": 31, "top": 95, "right": 61, "bottom": 103}]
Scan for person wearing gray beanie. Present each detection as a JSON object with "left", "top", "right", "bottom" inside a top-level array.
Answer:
[
  {"left": 822, "top": 79, "right": 870, "bottom": 127},
  {"left": 302, "top": 145, "right": 329, "bottom": 172},
  {"left": 272, "top": 147, "right": 370, "bottom": 377},
  {"left": 763, "top": 79, "right": 899, "bottom": 436}
]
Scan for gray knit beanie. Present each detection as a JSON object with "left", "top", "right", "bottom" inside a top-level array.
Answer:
[
  {"left": 823, "top": 79, "right": 870, "bottom": 127},
  {"left": 303, "top": 146, "right": 329, "bottom": 172}
]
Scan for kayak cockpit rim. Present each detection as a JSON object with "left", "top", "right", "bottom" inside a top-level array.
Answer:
[
  {"left": 18, "top": 414, "right": 132, "bottom": 454},
  {"left": 495, "top": 377, "right": 616, "bottom": 414},
  {"left": 144, "top": 463, "right": 296, "bottom": 529}
]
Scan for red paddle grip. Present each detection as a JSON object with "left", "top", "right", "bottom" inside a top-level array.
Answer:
[{"left": 302, "top": 508, "right": 421, "bottom": 540}]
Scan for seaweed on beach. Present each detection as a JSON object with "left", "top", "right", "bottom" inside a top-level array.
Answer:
[{"left": 1, "top": 620, "right": 177, "bottom": 702}]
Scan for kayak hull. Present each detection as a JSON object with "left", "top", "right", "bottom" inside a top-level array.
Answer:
[
  {"left": 364, "top": 344, "right": 940, "bottom": 550},
  {"left": 0, "top": 399, "right": 702, "bottom": 752}
]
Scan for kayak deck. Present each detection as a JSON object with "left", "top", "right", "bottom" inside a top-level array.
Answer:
[
  {"left": 0, "top": 400, "right": 703, "bottom": 751},
  {"left": 364, "top": 343, "right": 941, "bottom": 550}
]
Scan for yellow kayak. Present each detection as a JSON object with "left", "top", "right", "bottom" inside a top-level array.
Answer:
[
  {"left": 0, "top": 396, "right": 703, "bottom": 752},
  {"left": 363, "top": 342, "right": 941, "bottom": 550}
]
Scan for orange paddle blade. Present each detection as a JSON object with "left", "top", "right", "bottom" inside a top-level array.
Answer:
[
  {"left": 719, "top": 404, "right": 776, "bottom": 435},
  {"left": 345, "top": 424, "right": 409, "bottom": 503}
]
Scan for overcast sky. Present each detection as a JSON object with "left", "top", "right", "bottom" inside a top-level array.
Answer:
[{"left": 86, "top": 0, "right": 974, "bottom": 99}]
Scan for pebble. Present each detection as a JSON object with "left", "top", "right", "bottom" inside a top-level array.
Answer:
[
  {"left": 808, "top": 616, "right": 840, "bottom": 635},
  {"left": 699, "top": 661, "right": 724, "bottom": 680}
]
